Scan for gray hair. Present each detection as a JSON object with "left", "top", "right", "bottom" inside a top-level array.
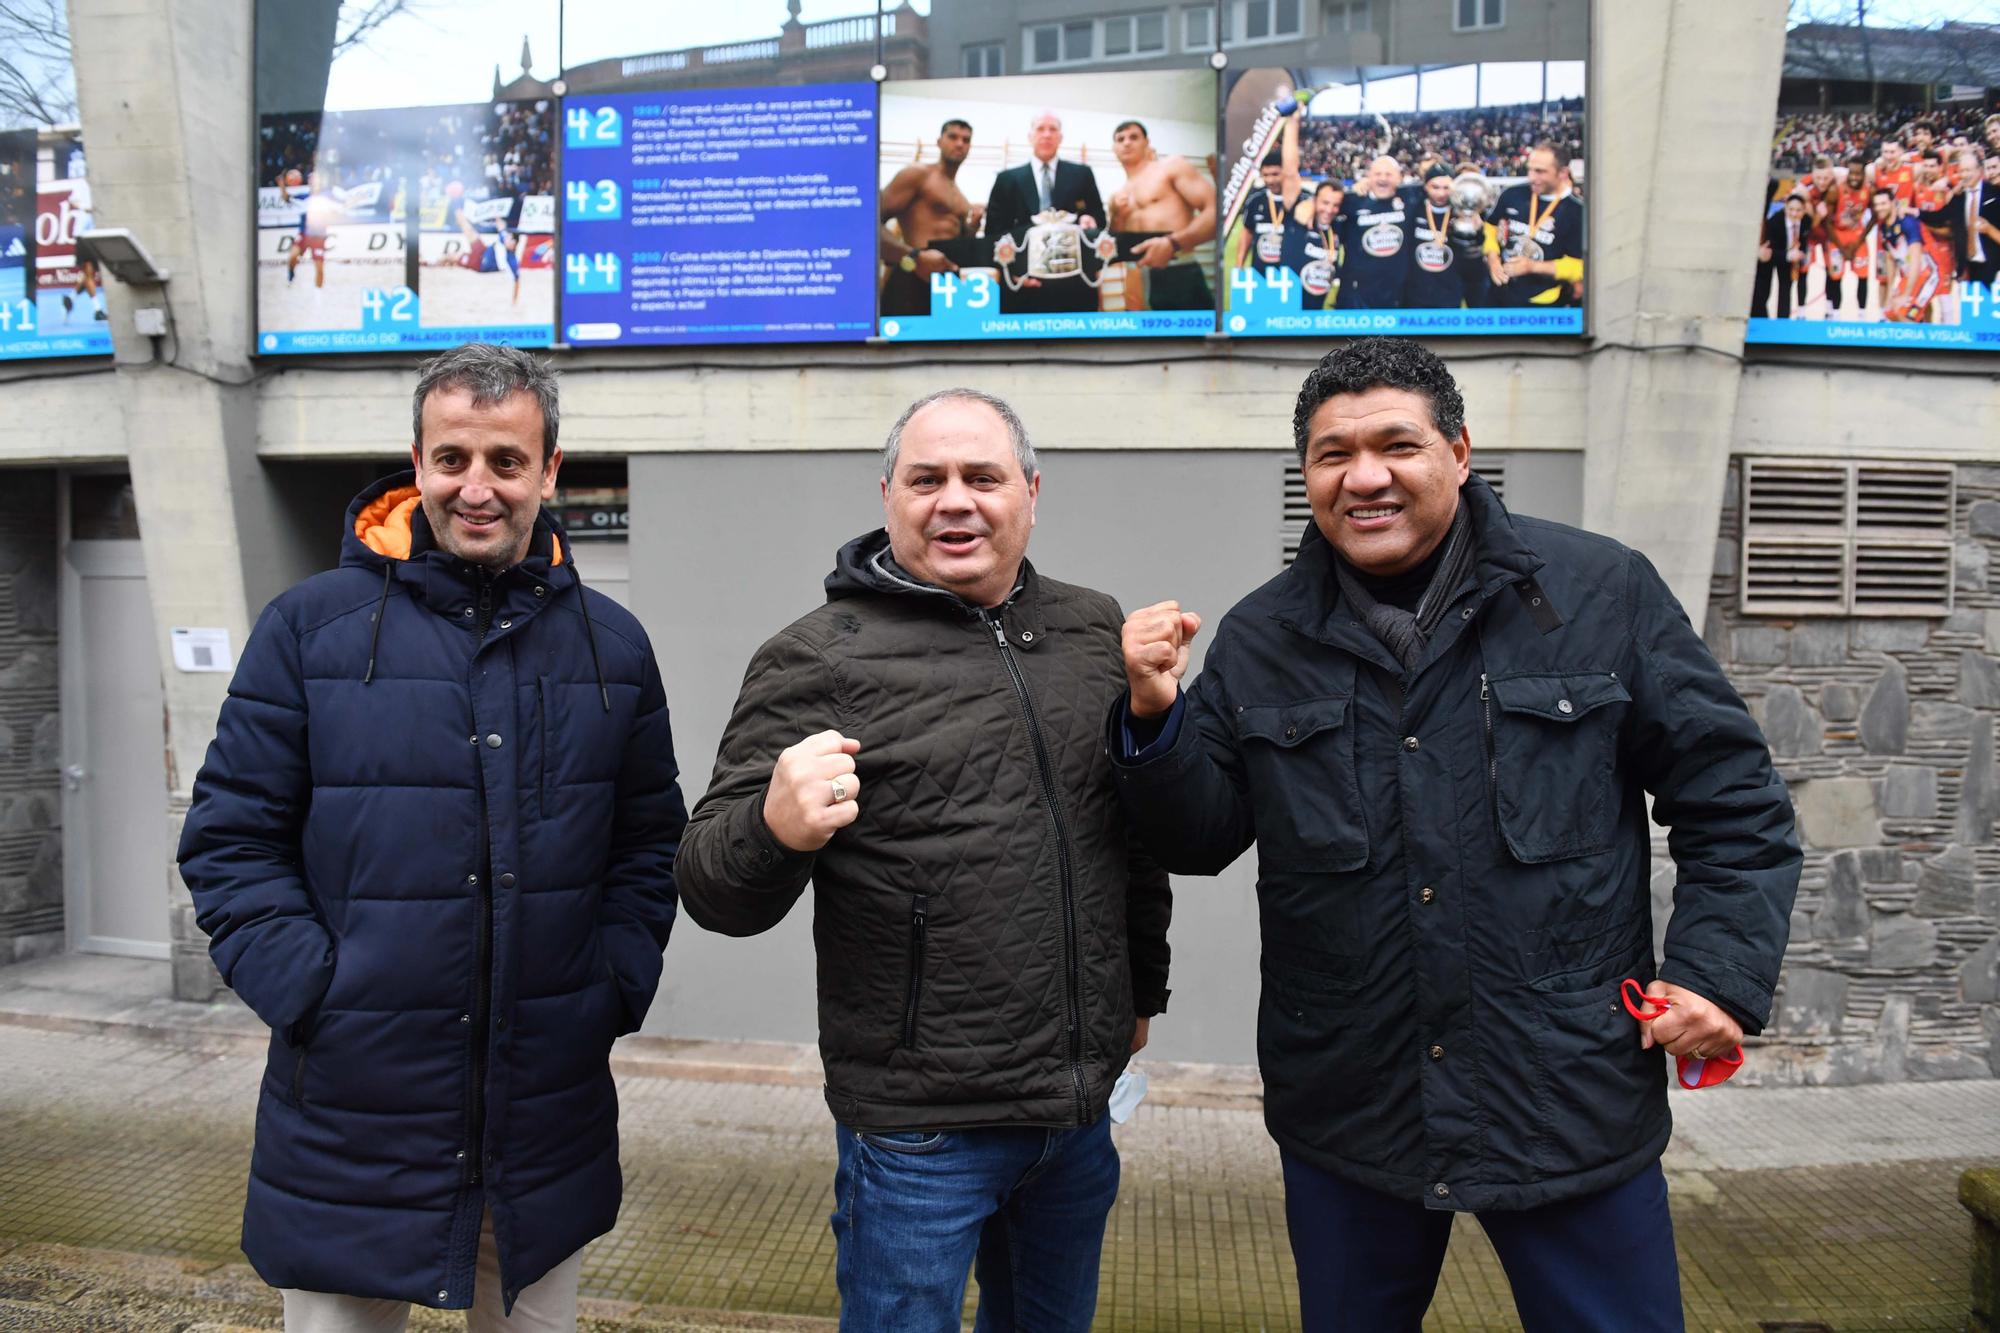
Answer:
[
  {"left": 412, "top": 342, "right": 560, "bottom": 466},
  {"left": 882, "top": 389, "right": 1038, "bottom": 482}
]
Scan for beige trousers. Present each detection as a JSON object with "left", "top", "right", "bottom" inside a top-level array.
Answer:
[{"left": 280, "top": 1210, "right": 583, "bottom": 1332}]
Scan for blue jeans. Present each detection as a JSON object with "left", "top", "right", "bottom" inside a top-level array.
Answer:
[
  {"left": 830, "top": 1113, "right": 1120, "bottom": 1333},
  {"left": 1282, "top": 1151, "right": 1685, "bottom": 1333}
]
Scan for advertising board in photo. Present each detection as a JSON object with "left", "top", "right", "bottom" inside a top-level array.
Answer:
[
  {"left": 559, "top": 84, "right": 878, "bottom": 347},
  {"left": 1218, "top": 62, "right": 1586, "bottom": 339},
  {"left": 254, "top": 101, "right": 557, "bottom": 355},
  {"left": 877, "top": 69, "right": 1218, "bottom": 343},
  {"left": 0, "top": 129, "right": 110, "bottom": 362},
  {"left": 1745, "top": 18, "right": 1999, "bottom": 352}
]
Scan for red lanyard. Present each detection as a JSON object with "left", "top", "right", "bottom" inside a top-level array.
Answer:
[{"left": 1621, "top": 979, "right": 1743, "bottom": 1090}]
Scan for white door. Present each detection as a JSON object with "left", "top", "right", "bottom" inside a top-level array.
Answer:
[{"left": 60, "top": 538, "right": 170, "bottom": 958}]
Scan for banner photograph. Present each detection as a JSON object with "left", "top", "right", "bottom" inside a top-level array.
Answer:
[
  {"left": 1219, "top": 61, "right": 1586, "bottom": 339},
  {"left": 1747, "top": 18, "right": 1999, "bottom": 351},
  {"left": 876, "top": 69, "right": 1218, "bottom": 343},
  {"left": 0, "top": 0, "right": 110, "bottom": 364},
  {"left": 255, "top": 101, "right": 558, "bottom": 355}
]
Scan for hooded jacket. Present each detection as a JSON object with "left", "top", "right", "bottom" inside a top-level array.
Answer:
[
  {"left": 676, "top": 531, "right": 1171, "bottom": 1131},
  {"left": 177, "top": 472, "right": 686, "bottom": 1311},
  {"left": 1111, "top": 476, "right": 1799, "bottom": 1211}
]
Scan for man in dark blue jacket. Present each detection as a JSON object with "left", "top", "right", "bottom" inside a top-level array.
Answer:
[
  {"left": 1110, "top": 338, "right": 1799, "bottom": 1332},
  {"left": 179, "top": 342, "right": 686, "bottom": 1328}
]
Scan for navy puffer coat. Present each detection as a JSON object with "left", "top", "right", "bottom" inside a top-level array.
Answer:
[{"left": 178, "top": 472, "right": 685, "bottom": 1310}]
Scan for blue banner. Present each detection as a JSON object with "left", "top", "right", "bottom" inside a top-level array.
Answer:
[
  {"left": 561, "top": 84, "right": 877, "bottom": 347},
  {"left": 1222, "top": 266, "right": 1581, "bottom": 337},
  {"left": 1746, "top": 282, "right": 2000, "bottom": 349}
]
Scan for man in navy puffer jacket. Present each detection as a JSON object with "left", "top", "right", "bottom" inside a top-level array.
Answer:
[{"left": 179, "top": 343, "right": 686, "bottom": 1329}]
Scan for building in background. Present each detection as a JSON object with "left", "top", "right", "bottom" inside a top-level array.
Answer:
[{"left": 2, "top": 0, "right": 1998, "bottom": 1089}]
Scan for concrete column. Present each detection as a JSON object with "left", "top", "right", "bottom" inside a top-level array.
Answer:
[
  {"left": 69, "top": 0, "right": 268, "bottom": 999},
  {"left": 1584, "top": 0, "right": 1788, "bottom": 627}
]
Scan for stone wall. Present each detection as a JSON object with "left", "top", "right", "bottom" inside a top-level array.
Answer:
[
  {"left": 0, "top": 473, "right": 62, "bottom": 962},
  {"left": 1697, "top": 460, "right": 2000, "bottom": 1084}
]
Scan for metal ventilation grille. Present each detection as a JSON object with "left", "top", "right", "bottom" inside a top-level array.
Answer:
[
  {"left": 1280, "top": 456, "right": 1509, "bottom": 566},
  {"left": 1852, "top": 541, "right": 1953, "bottom": 615},
  {"left": 1737, "top": 458, "right": 1954, "bottom": 617},
  {"left": 1741, "top": 538, "right": 1848, "bottom": 615},
  {"left": 1855, "top": 464, "right": 1953, "bottom": 531},
  {"left": 1743, "top": 462, "right": 1847, "bottom": 527}
]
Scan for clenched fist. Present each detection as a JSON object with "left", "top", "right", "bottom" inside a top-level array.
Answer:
[
  {"left": 1122, "top": 601, "right": 1202, "bottom": 720},
  {"left": 763, "top": 730, "right": 862, "bottom": 852}
]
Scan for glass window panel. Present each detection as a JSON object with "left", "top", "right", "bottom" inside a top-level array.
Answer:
[
  {"left": 1275, "top": 0, "right": 1300, "bottom": 35},
  {"left": 1063, "top": 21, "right": 1093, "bottom": 60},
  {"left": 1105, "top": 18, "right": 1132, "bottom": 56},
  {"left": 1246, "top": 0, "right": 1271, "bottom": 40},
  {"left": 1033, "top": 25, "right": 1060, "bottom": 65},
  {"left": 1137, "top": 13, "right": 1166, "bottom": 50},
  {"left": 1184, "top": 5, "right": 1214, "bottom": 48}
]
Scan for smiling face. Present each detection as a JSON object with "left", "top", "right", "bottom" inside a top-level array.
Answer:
[
  {"left": 1030, "top": 114, "right": 1062, "bottom": 164},
  {"left": 1313, "top": 182, "right": 1343, "bottom": 225},
  {"left": 1302, "top": 386, "right": 1470, "bottom": 577},
  {"left": 1424, "top": 174, "right": 1451, "bottom": 207},
  {"left": 411, "top": 387, "right": 560, "bottom": 569},
  {"left": 1526, "top": 147, "right": 1560, "bottom": 196},
  {"left": 881, "top": 398, "right": 1038, "bottom": 608},
  {"left": 1366, "top": 155, "right": 1401, "bottom": 198}
]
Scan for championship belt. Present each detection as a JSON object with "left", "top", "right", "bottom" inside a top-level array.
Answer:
[{"left": 993, "top": 209, "right": 1119, "bottom": 291}]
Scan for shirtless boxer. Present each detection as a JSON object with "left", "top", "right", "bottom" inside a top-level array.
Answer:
[
  {"left": 878, "top": 118, "right": 985, "bottom": 317},
  {"left": 1107, "top": 119, "right": 1216, "bottom": 310}
]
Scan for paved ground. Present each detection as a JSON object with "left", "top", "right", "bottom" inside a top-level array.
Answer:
[{"left": 0, "top": 1015, "right": 1995, "bottom": 1332}]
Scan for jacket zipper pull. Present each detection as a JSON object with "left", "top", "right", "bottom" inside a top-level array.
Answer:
[
  {"left": 989, "top": 617, "right": 1007, "bottom": 646},
  {"left": 1480, "top": 673, "right": 1490, "bottom": 700}
]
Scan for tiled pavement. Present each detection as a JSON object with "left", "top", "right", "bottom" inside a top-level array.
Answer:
[{"left": 1, "top": 1020, "right": 1995, "bottom": 1331}]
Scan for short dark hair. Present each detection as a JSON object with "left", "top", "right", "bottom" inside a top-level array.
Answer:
[
  {"left": 1261, "top": 149, "right": 1284, "bottom": 169},
  {"left": 941, "top": 118, "right": 972, "bottom": 136},
  {"left": 412, "top": 342, "right": 560, "bottom": 467},
  {"left": 1292, "top": 338, "right": 1465, "bottom": 459},
  {"left": 1114, "top": 119, "right": 1148, "bottom": 139}
]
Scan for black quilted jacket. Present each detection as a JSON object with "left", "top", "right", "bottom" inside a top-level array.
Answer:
[{"left": 677, "top": 530, "right": 1171, "bottom": 1131}]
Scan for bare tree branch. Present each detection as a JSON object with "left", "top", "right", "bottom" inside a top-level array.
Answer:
[
  {"left": 0, "top": 0, "right": 77, "bottom": 127},
  {"left": 332, "top": 0, "right": 432, "bottom": 58}
]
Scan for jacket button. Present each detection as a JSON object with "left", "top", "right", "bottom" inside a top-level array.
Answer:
[
  {"left": 1557, "top": 699, "right": 1574, "bottom": 714},
  {"left": 1403, "top": 736, "right": 1420, "bottom": 751},
  {"left": 485, "top": 733, "right": 503, "bottom": 748},
  {"left": 455, "top": 1148, "right": 466, "bottom": 1158},
  {"left": 1429, "top": 1044, "right": 1445, "bottom": 1060},
  {"left": 1433, "top": 1183, "right": 1449, "bottom": 1199},
  {"left": 1420, "top": 886, "right": 1435, "bottom": 904},
  {"left": 500, "top": 619, "right": 512, "bottom": 629},
  {"left": 459, "top": 1012, "right": 470, "bottom": 1024},
  {"left": 1284, "top": 725, "right": 1297, "bottom": 739},
  {"left": 534, "top": 586, "right": 545, "bottom": 597},
  {"left": 437, "top": 1290, "right": 449, "bottom": 1301},
  {"left": 499, "top": 873, "right": 516, "bottom": 888},
  {"left": 1019, "top": 630, "right": 1034, "bottom": 642},
  {"left": 469, "top": 735, "right": 478, "bottom": 745},
  {"left": 462, "top": 607, "right": 473, "bottom": 618},
  {"left": 467, "top": 873, "right": 479, "bottom": 885},
  {"left": 1460, "top": 606, "right": 1474, "bottom": 619}
]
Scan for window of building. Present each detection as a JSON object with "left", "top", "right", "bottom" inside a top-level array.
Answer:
[
  {"left": 1455, "top": 0, "right": 1505, "bottom": 31},
  {"left": 1184, "top": 4, "right": 1216, "bottom": 48},
  {"left": 1220, "top": 0, "right": 1304, "bottom": 48},
  {"left": 1026, "top": 19, "right": 1096, "bottom": 68},
  {"left": 1328, "top": 1, "right": 1371, "bottom": 32},
  {"left": 962, "top": 41, "right": 1004, "bottom": 76},
  {"left": 1738, "top": 459, "right": 1954, "bottom": 616},
  {"left": 1104, "top": 11, "right": 1169, "bottom": 58}
]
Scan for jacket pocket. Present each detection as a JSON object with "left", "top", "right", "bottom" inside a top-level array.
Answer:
[
  {"left": 1235, "top": 695, "right": 1369, "bottom": 872},
  {"left": 1484, "top": 671, "right": 1629, "bottom": 863},
  {"left": 900, "top": 895, "right": 928, "bottom": 1049}
]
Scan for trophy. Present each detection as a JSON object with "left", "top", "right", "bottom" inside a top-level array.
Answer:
[
  {"left": 1448, "top": 173, "right": 1490, "bottom": 242},
  {"left": 993, "top": 209, "right": 1121, "bottom": 292}
]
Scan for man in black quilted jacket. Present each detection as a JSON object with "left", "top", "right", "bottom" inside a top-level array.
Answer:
[
  {"left": 676, "top": 388, "right": 1172, "bottom": 1333},
  {"left": 1111, "top": 338, "right": 1800, "bottom": 1333}
]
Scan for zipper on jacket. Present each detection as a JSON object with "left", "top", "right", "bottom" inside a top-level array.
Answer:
[
  {"left": 1480, "top": 673, "right": 1502, "bottom": 839},
  {"left": 901, "top": 894, "right": 929, "bottom": 1048},
  {"left": 984, "top": 611, "right": 1088, "bottom": 1126},
  {"left": 467, "top": 569, "right": 497, "bottom": 1188},
  {"left": 536, "top": 676, "right": 548, "bottom": 811}
]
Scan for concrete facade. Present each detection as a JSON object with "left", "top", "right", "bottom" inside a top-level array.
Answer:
[{"left": 2, "top": 0, "right": 1997, "bottom": 1079}]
